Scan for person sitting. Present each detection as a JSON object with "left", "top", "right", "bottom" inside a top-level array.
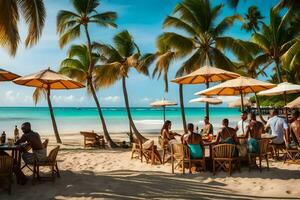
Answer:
[
  {"left": 15, "top": 122, "right": 47, "bottom": 164},
  {"left": 200, "top": 116, "right": 213, "bottom": 136},
  {"left": 290, "top": 110, "right": 300, "bottom": 146},
  {"left": 235, "top": 111, "right": 249, "bottom": 136},
  {"left": 160, "top": 120, "right": 181, "bottom": 145},
  {"left": 215, "top": 119, "right": 239, "bottom": 145},
  {"left": 182, "top": 123, "right": 205, "bottom": 172},
  {"left": 265, "top": 109, "right": 289, "bottom": 145},
  {"left": 245, "top": 113, "right": 264, "bottom": 153}
]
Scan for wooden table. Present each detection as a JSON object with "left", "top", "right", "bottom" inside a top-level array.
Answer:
[{"left": 0, "top": 144, "right": 22, "bottom": 183}]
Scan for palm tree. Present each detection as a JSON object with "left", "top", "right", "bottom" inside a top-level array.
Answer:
[
  {"left": 0, "top": 0, "right": 45, "bottom": 56},
  {"left": 157, "top": 0, "right": 249, "bottom": 125},
  {"left": 59, "top": 44, "right": 117, "bottom": 147},
  {"left": 57, "top": 0, "right": 117, "bottom": 147},
  {"left": 241, "top": 6, "right": 264, "bottom": 34},
  {"left": 251, "top": 8, "right": 300, "bottom": 83},
  {"left": 94, "top": 30, "right": 153, "bottom": 142}
]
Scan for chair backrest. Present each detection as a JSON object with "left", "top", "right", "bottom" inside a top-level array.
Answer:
[
  {"left": 0, "top": 156, "right": 13, "bottom": 174},
  {"left": 170, "top": 143, "right": 185, "bottom": 159},
  {"left": 42, "top": 139, "right": 49, "bottom": 149},
  {"left": 48, "top": 146, "right": 60, "bottom": 162},
  {"left": 212, "top": 144, "right": 236, "bottom": 158},
  {"left": 258, "top": 139, "right": 269, "bottom": 155},
  {"left": 80, "top": 131, "right": 98, "bottom": 138}
]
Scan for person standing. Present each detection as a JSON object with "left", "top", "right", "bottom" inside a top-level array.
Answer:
[
  {"left": 235, "top": 111, "right": 249, "bottom": 136},
  {"left": 200, "top": 116, "right": 213, "bottom": 136}
]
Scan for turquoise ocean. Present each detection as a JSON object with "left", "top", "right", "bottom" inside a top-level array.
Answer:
[{"left": 0, "top": 107, "right": 241, "bottom": 137}]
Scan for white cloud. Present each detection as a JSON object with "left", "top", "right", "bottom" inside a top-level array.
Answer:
[{"left": 103, "top": 96, "right": 120, "bottom": 103}]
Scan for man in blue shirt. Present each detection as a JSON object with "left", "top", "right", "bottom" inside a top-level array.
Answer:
[{"left": 265, "top": 109, "right": 289, "bottom": 144}]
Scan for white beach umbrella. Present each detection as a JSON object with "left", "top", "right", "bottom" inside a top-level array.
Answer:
[
  {"left": 285, "top": 96, "right": 300, "bottom": 108},
  {"left": 150, "top": 99, "right": 177, "bottom": 122},
  {"left": 189, "top": 97, "right": 222, "bottom": 105}
]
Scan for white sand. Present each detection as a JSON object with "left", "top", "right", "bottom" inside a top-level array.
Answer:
[{"left": 1, "top": 133, "right": 300, "bottom": 200}]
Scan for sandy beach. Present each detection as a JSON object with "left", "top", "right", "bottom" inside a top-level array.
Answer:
[{"left": 1, "top": 133, "right": 300, "bottom": 200}]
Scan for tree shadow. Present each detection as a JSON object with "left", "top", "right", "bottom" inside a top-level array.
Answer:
[{"left": 1, "top": 169, "right": 299, "bottom": 200}]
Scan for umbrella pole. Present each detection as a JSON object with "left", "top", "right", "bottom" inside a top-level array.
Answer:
[
  {"left": 205, "top": 81, "right": 209, "bottom": 118},
  {"left": 46, "top": 88, "right": 62, "bottom": 144},
  {"left": 163, "top": 106, "right": 166, "bottom": 122},
  {"left": 284, "top": 92, "right": 288, "bottom": 121},
  {"left": 240, "top": 91, "right": 244, "bottom": 112}
]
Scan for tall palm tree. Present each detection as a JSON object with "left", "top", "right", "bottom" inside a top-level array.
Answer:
[
  {"left": 59, "top": 44, "right": 117, "bottom": 147},
  {"left": 57, "top": 0, "right": 117, "bottom": 147},
  {"left": 251, "top": 8, "right": 300, "bottom": 83},
  {"left": 157, "top": 0, "right": 249, "bottom": 126},
  {"left": 94, "top": 30, "right": 153, "bottom": 142},
  {"left": 241, "top": 6, "right": 264, "bottom": 34},
  {"left": 0, "top": 0, "right": 45, "bottom": 56}
]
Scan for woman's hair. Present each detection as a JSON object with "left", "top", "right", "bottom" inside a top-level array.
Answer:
[{"left": 161, "top": 120, "right": 171, "bottom": 135}]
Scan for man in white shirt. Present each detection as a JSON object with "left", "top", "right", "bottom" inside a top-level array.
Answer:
[
  {"left": 235, "top": 111, "right": 249, "bottom": 136},
  {"left": 265, "top": 109, "right": 289, "bottom": 144}
]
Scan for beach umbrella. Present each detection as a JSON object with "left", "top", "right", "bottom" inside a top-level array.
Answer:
[
  {"left": 150, "top": 99, "right": 177, "bottom": 122},
  {"left": 13, "top": 68, "right": 85, "bottom": 143},
  {"left": 189, "top": 97, "right": 222, "bottom": 105},
  {"left": 0, "top": 68, "right": 19, "bottom": 81},
  {"left": 257, "top": 82, "right": 300, "bottom": 105},
  {"left": 171, "top": 65, "right": 240, "bottom": 117},
  {"left": 195, "top": 76, "right": 275, "bottom": 111},
  {"left": 228, "top": 98, "right": 251, "bottom": 108},
  {"left": 285, "top": 96, "right": 300, "bottom": 108}
]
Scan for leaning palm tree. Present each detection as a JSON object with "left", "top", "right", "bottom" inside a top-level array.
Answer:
[
  {"left": 57, "top": 0, "right": 117, "bottom": 147},
  {"left": 251, "top": 7, "right": 300, "bottom": 83},
  {"left": 94, "top": 30, "right": 153, "bottom": 142},
  {"left": 157, "top": 0, "right": 250, "bottom": 130},
  {"left": 0, "top": 0, "right": 45, "bottom": 56},
  {"left": 59, "top": 44, "right": 117, "bottom": 147},
  {"left": 241, "top": 6, "right": 264, "bottom": 34}
]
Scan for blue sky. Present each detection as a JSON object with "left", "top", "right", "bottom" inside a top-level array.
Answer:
[{"left": 0, "top": 0, "right": 279, "bottom": 107}]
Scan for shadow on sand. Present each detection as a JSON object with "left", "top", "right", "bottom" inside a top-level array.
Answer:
[{"left": 1, "top": 167, "right": 300, "bottom": 200}]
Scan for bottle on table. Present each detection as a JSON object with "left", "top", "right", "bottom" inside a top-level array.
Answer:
[
  {"left": 1, "top": 131, "right": 6, "bottom": 144},
  {"left": 14, "top": 125, "right": 19, "bottom": 141}
]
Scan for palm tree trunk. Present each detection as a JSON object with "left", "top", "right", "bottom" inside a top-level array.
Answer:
[
  {"left": 164, "top": 72, "right": 168, "bottom": 92},
  {"left": 89, "top": 80, "right": 117, "bottom": 148},
  {"left": 46, "top": 88, "right": 62, "bottom": 144},
  {"left": 179, "top": 84, "right": 187, "bottom": 133},
  {"left": 254, "top": 93, "right": 266, "bottom": 124},
  {"left": 122, "top": 77, "right": 147, "bottom": 142},
  {"left": 83, "top": 24, "right": 116, "bottom": 148},
  {"left": 275, "top": 58, "right": 283, "bottom": 83}
]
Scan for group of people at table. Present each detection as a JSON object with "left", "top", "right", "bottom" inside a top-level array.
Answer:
[
  {"left": 0, "top": 122, "right": 46, "bottom": 185},
  {"left": 159, "top": 109, "right": 300, "bottom": 169}
]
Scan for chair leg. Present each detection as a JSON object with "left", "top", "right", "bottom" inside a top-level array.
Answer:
[
  {"left": 55, "top": 163, "right": 60, "bottom": 178},
  {"left": 259, "top": 156, "right": 262, "bottom": 173},
  {"left": 171, "top": 156, "right": 174, "bottom": 174},
  {"left": 189, "top": 160, "right": 192, "bottom": 174},
  {"left": 229, "top": 161, "right": 232, "bottom": 176},
  {"left": 51, "top": 166, "right": 55, "bottom": 182},
  {"left": 265, "top": 155, "right": 269, "bottom": 171},
  {"left": 182, "top": 160, "right": 185, "bottom": 174},
  {"left": 162, "top": 149, "right": 166, "bottom": 164},
  {"left": 248, "top": 154, "right": 251, "bottom": 172},
  {"left": 213, "top": 160, "right": 216, "bottom": 175}
]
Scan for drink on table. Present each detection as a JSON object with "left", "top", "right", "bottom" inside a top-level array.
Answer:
[
  {"left": 14, "top": 125, "right": 19, "bottom": 141},
  {"left": 1, "top": 131, "right": 6, "bottom": 144}
]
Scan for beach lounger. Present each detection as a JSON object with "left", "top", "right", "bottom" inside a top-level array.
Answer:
[
  {"left": 0, "top": 155, "right": 14, "bottom": 194},
  {"left": 80, "top": 131, "right": 105, "bottom": 149},
  {"left": 33, "top": 146, "right": 60, "bottom": 183},
  {"left": 248, "top": 139, "right": 270, "bottom": 172},
  {"left": 212, "top": 144, "right": 240, "bottom": 176}
]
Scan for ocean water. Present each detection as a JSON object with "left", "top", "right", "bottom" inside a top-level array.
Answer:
[{"left": 0, "top": 107, "right": 241, "bottom": 136}]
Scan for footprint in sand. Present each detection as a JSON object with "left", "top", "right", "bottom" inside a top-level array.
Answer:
[
  {"left": 286, "top": 190, "right": 291, "bottom": 194},
  {"left": 260, "top": 186, "right": 264, "bottom": 190}
]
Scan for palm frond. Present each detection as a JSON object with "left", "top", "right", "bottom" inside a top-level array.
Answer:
[
  {"left": 59, "top": 24, "right": 81, "bottom": 48},
  {"left": 56, "top": 10, "right": 80, "bottom": 33},
  {"left": 32, "top": 87, "right": 46, "bottom": 105},
  {"left": 214, "top": 14, "right": 243, "bottom": 36},
  {"left": 163, "top": 16, "right": 196, "bottom": 36},
  {"left": 94, "top": 63, "right": 121, "bottom": 89}
]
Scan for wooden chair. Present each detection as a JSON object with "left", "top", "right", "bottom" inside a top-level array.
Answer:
[
  {"left": 21, "top": 139, "right": 49, "bottom": 171},
  {"left": 142, "top": 141, "right": 162, "bottom": 165},
  {"left": 80, "top": 131, "right": 105, "bottom": 148},
  {"left": 33, "top": 146, "right": 60, "bottom": 183},
  {"left": 131, "top": 139, "right": 143, "bottom": 162},
  {"left": 170, "top": 143, "right": 188, "bottom": 174},
  {"left": 0, "top": 155, "right": 14, "bottom": 194},
  {"left": 158, "top": 136, "right": 169, "bottom": 164},
  {"left": 185, "top": 144, "right": 206, "bottom": 173},
  {"left": 270, "top": 143, "right": 286, "bottom": 159},
  {"left": 248, "top": 139, "right": 270, "bottom": 172},
  {"left": 212, "top": 144, "right": 240, "bottom": 176},
  {"left": 283, "top": 145, "right": 300, "bottom": 164}
]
